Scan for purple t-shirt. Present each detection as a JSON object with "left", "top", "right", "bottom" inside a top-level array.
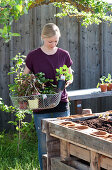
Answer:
[{"left": 25, "top": 47, "right": 73, "bottom": 102}]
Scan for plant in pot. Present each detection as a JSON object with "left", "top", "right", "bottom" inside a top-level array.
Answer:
[
  {"left": 97, "top": 76, "right": 107, "bottom": 92},
  {"left": 56, "top": 65, "right": 73, "bottom": 92},
  {"left": 105, "top": 73, "right": 112, "bottom": 91}
]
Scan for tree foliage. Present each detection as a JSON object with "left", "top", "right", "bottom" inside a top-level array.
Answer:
[
  {"left": 0, "top": 0, "right": 34, "bottom": 42},
  {"left": 0, "top": 0, "right": 112, "bottom": 42},
  {"left": 53, "top": 1, "right": 112, "bottom": 27}
]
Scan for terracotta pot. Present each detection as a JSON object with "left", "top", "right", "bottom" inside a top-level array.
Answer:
[
  {"left": 59, "top": 121, "right": 73, "bottom": 126},
  {"left": 91, "top": 130, "right": 108, "bottom": 137},
  {"left": 106, "top": 134, "right": 112, "bottom": 141},
  {"left": 19, "top": 101, "right": 28, "bottom": 109},
  {"left": 107, "top": 83, "right": 112, "bottom": 91},
  {"left": 100, "top": 84, "right": 107, "bottom": 92},
  {"left": 75, "top": 125, "right": 88, "bottom": 130}
]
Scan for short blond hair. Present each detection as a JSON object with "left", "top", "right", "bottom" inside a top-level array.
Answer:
[{"left": 41, "top": 23, "right": 61, "bottom": 38}]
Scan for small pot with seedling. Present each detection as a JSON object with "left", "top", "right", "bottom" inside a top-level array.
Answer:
[
  {"left": 97, "top": 76, "right": 107, "bottom": 92},
  {"left": 105, "top": 73, "right": 112, "bottom": 91},
  {"left": 56, "top": 65, "right": 72, "bottom": 92}
]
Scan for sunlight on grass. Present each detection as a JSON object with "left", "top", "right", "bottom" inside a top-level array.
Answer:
[{"left": 0, "top": 131, "right": 40, "bottom": 170}]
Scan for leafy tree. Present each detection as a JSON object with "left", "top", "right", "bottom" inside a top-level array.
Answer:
[
  {"left": 53, "top": 1, "right": 112, "bottom": 27},
  {"left": 0, "top": 0, "right": 34, "bottom": 42},
  {"left": 0, "top": 0, "right": 112, "bottom": 41}
]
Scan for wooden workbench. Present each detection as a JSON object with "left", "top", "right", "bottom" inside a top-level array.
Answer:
[
  {"left": 42, "top": 115, "right": 112, "bottom": 170},
  {"left": 67, "top": 88, "right": 112, "bottom": 114}
]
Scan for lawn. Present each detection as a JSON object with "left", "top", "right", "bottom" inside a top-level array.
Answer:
[{"left": 0, "top": 130, "right": 40, "bottom": 170}]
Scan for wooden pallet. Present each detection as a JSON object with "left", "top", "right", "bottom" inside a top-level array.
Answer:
[{"left": 42, "top": 117, "right": 112, "bottom": 170}]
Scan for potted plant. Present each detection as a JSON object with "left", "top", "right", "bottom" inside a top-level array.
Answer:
[
  {"left": 105, "top": 73, "right": 112, "bottom": 91},
  {"left": 56, "top": 65, "right": 72, "bottom": 92},
  {"left": 97, "top": 76, "right": 107, "bottom": 92}
]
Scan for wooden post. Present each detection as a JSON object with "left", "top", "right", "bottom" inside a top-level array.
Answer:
[
  {"left": 74, "top": 100, "right": 82, "bottom": 114},
  {"left": 42, "top": 154, "right": 47, "bottom": 170},
  {"left": 60, "top": 139, "right": 70, "bottom": 161},
  {"left": 46, "top": 123, "right": 60, "bottom": 170},
  {"left": 90, "top": 151, "right": 101, "bottom": 170}
]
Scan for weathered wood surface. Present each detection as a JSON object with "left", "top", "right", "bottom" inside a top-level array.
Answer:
[
  {"left": 42, "top": 118, "right": 112, "bottom": 170},
  {"left": 68, "top": 88, "right": 112, "bottom": 114},
  {"left": 51, "top": 157, "right": 90, "bottom": 170},
  {"left": 70, "top": 143, "right": 112, "bottom": 170},
  {"left": 51, "top": 157, "right": 78, "bottom": 170},
  {"left": 42, "top": 118, "right": 112, "bottom": 158},
  {"left": 49, "top": 121, "right": 112, "bottom": 158},
  {"left": 0, "top": 4, "right": 112, "bottom": 130},
  {"left": 68, "top": 88, "right": 112, "bottom": 100}
]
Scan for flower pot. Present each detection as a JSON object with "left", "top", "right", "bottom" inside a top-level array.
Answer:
[
  {"left": 19, "top": 101, "right": 28, "bottom": 109},
  {"left": 75, "top": 125, "right": 88, "bottom": 130},
  {"left": 107, "top": 83, "right": 112, "bottom": 91},
  {"left": 28, "top": 99, "right": 39, "bottom": 109},
  {"left": 100, "top": 84, "right": 107, "bottom": 92},
  {"left": 91, "top": 130, "right": 108, "bottom": 137},
  {"left": 57, "top": 80, "right": 65, "bottom": 92}
]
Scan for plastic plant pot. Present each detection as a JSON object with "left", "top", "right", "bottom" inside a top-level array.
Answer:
[{"left": 57, "top": 80, "right": 65, "bottom": 92}]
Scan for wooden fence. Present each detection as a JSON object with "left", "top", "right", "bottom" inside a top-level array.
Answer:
[{"left": 0, "top": 4, "right": 112, "bottom": 131}]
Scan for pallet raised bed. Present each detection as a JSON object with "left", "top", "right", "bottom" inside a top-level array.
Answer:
[{"left": 42, "top": 113, "right": 112, "bottom": 170}]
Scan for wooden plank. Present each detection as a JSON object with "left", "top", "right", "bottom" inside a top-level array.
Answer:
[
  {"left": 79, "top": 24, "right": 101, "bottom": 89},
  {"left": 100, "top": 155, "right": 112, "bottom": 170},
  {"left": 90, "top": 151, "right": 101, "bottom": 170},
  {"left": 70, "top": 159, "right": 90, "bottom": 170},
  {"left": 51, "top": 157, "right": 78, "bottom": 170},
  {"left": 70, "top": 143, "right": 90, "bottom": 162},
  {"left": 60, "top": 140, "right": 70, "bottom": 161},
  {"left": 68, "top": 88, "right": 112, "bottom": 101},
  {"left": 70, "top": 143, "right": 112, "bottom": 169},
  {"left": 51, "top": 157, "right": 90, "bottom": 170}
]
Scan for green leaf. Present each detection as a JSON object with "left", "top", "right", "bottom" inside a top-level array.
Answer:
[
  {"left": 16, "top": 4, "right": 22, "bottom": 12},
  {"left": 9, "top": 32, "right": 20, "bottom": 37}
]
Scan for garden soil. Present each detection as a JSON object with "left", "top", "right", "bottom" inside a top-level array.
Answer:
[{"left": 75, "top": 118, "right": 112, "bottom": 134}]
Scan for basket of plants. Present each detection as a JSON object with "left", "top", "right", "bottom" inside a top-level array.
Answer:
[{"left": 9, "top": 73, "right": 62, "bottom": 110}]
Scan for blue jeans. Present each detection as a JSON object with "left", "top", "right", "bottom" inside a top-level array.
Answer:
[{"left": 33, "top": 110, "right": 70, "bottom": 170}]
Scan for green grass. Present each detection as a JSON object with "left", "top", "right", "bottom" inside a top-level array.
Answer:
[{"left": 0, "top": 130, "right": 40, "bottom": 170}]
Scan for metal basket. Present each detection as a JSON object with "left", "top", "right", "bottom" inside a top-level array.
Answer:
[{"left": 10, "top": 92, "right": 62, "bottom": 110}]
